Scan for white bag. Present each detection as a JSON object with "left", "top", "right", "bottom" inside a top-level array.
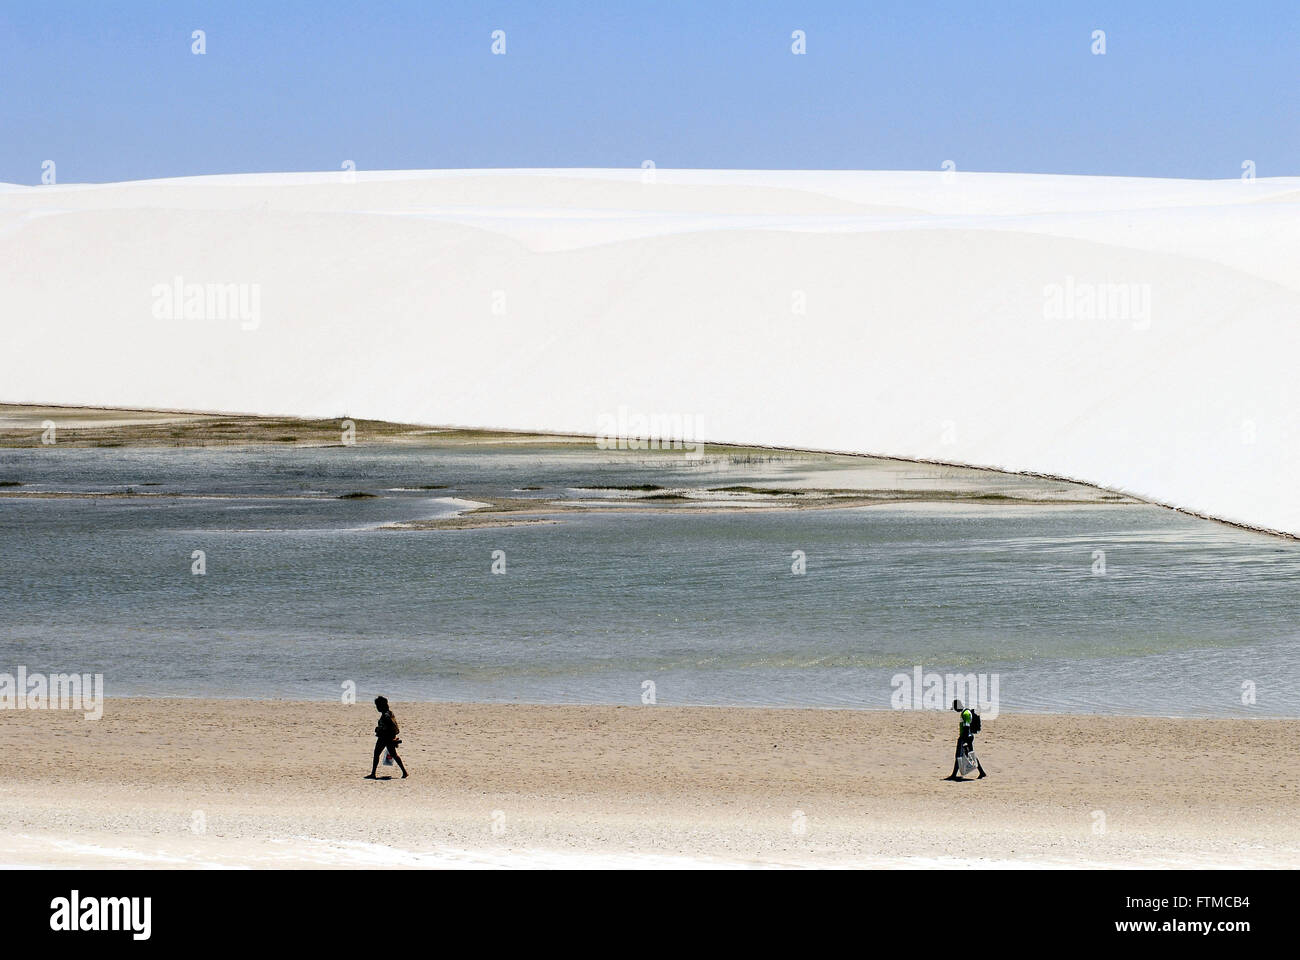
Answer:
[
  {"left": 382, "top": 748, "right": 395, "bottom": 767},
  {"left": 958, "top": 747, "right": 978, "bottom": 776}
]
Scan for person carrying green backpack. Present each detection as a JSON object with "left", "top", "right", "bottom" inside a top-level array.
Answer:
[{"left": 944, "top": 698, "right": 987, "bottom": 781}]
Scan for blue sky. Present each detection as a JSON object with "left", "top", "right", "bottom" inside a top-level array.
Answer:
[{"left": 2, "top": 0, "right": 1296, "bottom": 183}]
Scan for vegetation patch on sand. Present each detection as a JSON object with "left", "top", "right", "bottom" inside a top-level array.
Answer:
[
  {"left": 709, "top": 485, "right": 806, "bottom": 496},
  {"left": 581, "top": 484, "right": 664, "bottom": 491},
  {"left": 0, "top": 404, "right": 589, "bottom": 450}
]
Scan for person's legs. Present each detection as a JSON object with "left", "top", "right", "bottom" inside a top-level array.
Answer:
[
  {"left": 946, "top": 738, "right": 965, "bottom": 779},
  {"left": 388, "top": 743, "right": 408, "bottom": 777},
  {"left": 369, "top": 738, "right": 385, "bottom": 776}
]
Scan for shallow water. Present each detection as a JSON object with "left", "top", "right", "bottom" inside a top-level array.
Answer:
[{"left": 1, "top": 445, "right": 1297, "bottom": 715}]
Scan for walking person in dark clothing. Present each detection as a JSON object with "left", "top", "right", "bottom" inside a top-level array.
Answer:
[
  {"left": 365, "top": 695, "right": 408, "bottom": 779},
  {"left": 944, "top": 698, "right": 986, "bottom": 780}
]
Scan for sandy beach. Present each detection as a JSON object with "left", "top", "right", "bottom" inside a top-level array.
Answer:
[{"left": 0, "top": 699, "right": 1294, "bottom": 869}]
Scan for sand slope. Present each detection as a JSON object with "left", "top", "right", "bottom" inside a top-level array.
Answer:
[
  {"left": 1, "top": 699, "right": 1295, "bottom": 868},
  {"left": 3, "top": 169, "right": 1300, "bottom": 534}
]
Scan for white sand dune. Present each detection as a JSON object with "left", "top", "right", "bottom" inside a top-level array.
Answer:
[{"left": 3, "top": 168, "right": 1298, "bottom": 534}]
